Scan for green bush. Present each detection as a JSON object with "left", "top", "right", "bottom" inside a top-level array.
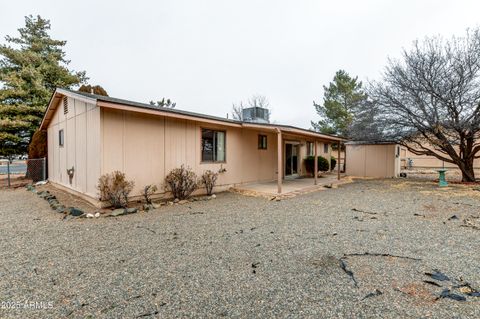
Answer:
[
  {"left": 304, "top": 156, "right": 329, "bottom": 175},
  {"left": 330, "top": 156, "right": 337, "bottom": 171}
]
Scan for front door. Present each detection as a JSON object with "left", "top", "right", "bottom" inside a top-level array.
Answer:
[{"left": 285, "top": 143, "right": 299, "bottom": 178}]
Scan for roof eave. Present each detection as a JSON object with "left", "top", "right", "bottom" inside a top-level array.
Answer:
[{"left": 39, "top": 88, "right": 97, "bottom": 130}]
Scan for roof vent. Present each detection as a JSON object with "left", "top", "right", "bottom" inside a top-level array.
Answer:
[
  {"left": 63, "top": 97, "right": 69, "bottom": 114},
  {"left": 242, "top": 107, "right": 270, "bottom": 123}
]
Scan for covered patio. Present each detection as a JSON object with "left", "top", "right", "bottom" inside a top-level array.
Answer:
[
  {"left": 241, "top": 123, "right": 347, "bottom": 194},
  {"left": 233, "top": 173, "right": 347, "bottom": 197}
]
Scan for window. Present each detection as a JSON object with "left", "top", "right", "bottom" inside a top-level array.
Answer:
[
  {"left": 59, "top": 129, "right": 64, "bottom": 147},
  {"left": 258, "top": 135, "right": 267, "bottom": 149},
  {"left": 306, "top": 141, "right": 314, "bottom": 156},
  {"left": 201, "top": 129, "right": 225, "bottom": 162},
  {"left": 324, "top": 143, "right": 329, "bottom": 153}
]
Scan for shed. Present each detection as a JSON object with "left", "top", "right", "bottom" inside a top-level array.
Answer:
[{"left": 345, "top": 141, "right": 404, "bottom": 178}]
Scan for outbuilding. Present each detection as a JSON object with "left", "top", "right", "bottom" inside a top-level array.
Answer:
[{"left": 345, "top": 141, "right": 405, "bottom": 178}]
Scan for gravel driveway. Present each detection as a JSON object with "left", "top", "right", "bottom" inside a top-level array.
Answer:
[{"left": 0, "top": 179, "right": 479, "bottom": 318}]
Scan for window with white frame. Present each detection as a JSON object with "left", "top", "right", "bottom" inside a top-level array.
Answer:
[{"left": 201, "top": 129, "right": 226, "bottom": 162}]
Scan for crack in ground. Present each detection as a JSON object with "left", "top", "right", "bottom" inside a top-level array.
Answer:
[
  {"left": 344, "top": 252, "right": 422, "bottom": 261},
  {"left": 136, "top": 225, "right": 156, "bottom": 234},
  {"left": 339, "top": 258, "right": 358, "bottom": 288}
]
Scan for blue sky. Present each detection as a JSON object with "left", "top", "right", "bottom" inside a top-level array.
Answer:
[{"left": 2, "top": 0, "right": 480, "bottom": 128}]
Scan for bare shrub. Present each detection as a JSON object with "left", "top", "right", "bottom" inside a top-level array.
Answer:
[
  {"left": 201, "top": 170, "right": 218, "bottom": 196},
  {"left": 97, "top": 171, "right": 134, "bottom": 208},
  {"left": 143, "top": 184, "right": 158, "bottom": 204},
  {"left": 165, "top": 165, "right": 198, "bottom": 200}
]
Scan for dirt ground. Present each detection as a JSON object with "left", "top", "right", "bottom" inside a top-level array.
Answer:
[{"left": 0, "top": 174, "right": 31, "bottom": 189}]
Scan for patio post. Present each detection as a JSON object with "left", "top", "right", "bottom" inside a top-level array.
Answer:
[
  {"left": 337, "top": 141, "right": 341, "bottom": 180},
  {"left": 314, "top": 140, "right": 318, "bottom": 185},
  {"left": 276, "top": 129, "right": 282, "bottom": 194}
]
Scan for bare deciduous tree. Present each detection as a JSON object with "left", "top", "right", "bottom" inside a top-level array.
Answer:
[
  {"left": 369, "top": 29, "right": 480, "bottom": 181},
  {"left": 232, "top": 101, "right": 246, "bottom": 120}
]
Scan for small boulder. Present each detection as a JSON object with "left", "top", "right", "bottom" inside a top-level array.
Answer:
[
  {"left": 67, "top": 207, "right": 84, "bottom": 217},
  {"left": 110, "top": 208, "right": 126, "bottom": 217},
  {"left": 94, "top": 212, "right": 101, "bottom": 218},
  {"left": 178, "top": 200, "right": 188, "bottom": 205},
  {"left": 55, "top": 205, "right": 66, "bottom": 213},
  {"left": 126, "top": 208, "right": 138, "bottom": 214},
  {"left": 152, "top": 203, "right": 161, "bottom": 209},
  {"left": 173, "top": 198, "right": 180, "bottom": 203},
  {"left": 86, "top": 213, "right": 94, "bottom": 218},
  {"left": 211, "top": 194, "right": 216, "bottom": 199}
]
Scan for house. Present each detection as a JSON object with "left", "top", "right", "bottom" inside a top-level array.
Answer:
[{"left": 39, "top": 88, "right": 345, "bottom": 205}]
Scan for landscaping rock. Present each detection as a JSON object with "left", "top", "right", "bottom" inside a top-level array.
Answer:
[
  {"left": 94, "top": 212, "right": 101, "bottom": 218},
  {"left": 37, "top": 191, "right": 49, "bottom": 198},
  {"left": 178, "top": 200, "right": 188, "bottom": 204},
  {"left": 55, "top": 206, "right": 66, "bottom": 213},
  {"left": 211, "top": 194, "right": 216, "bottom": 199},
  {"left": 66, "top": 207, "right": 84, "bottom": 217},
  {"left": 173, "top": 198, "right": 180, "bottom": 203},
  {"left": 126, "top": 208, "right": 138, "bottom": 214},
  {"left": 86, "top": 213, "right": 94, "bottom": 218},
  {"left": 110, "top": 208, "right": 126, "bottom": 217},
  {"left": 152, "top": 203, "right": 162, "bottom": 209}
]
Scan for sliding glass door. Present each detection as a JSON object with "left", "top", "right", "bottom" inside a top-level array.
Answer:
[{"left": 285, "top": 143, "right": 299, "bottom": 177}]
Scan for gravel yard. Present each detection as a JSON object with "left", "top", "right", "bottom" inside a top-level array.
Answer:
[{"left": 1, "top": 179, "right": 479, "bottom": 318}]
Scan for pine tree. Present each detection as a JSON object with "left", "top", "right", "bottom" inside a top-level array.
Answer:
[
  {"left": 0, "top": 15, "right": 86, "bottom": 156},
  {"left": 312, "top": 70, "right": 367, "bottom": 136}
]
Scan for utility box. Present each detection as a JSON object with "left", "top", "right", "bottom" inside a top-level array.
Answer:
[
  {"left": 242, "top": 107, "right": 270, "bottom": 123},
  {"left": 346, "top": 141, "right": 404, "bottom": 178}
]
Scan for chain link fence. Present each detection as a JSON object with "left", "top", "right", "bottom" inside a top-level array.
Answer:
[
  {"left": 1, "top": 158, "right": 47, "bottom": 187},
  {"left": 26, "top": 158, "right": 47, "bottom": 183}
]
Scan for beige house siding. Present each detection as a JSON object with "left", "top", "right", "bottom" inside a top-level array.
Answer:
[
  {"left": 100, "top": 108, "right": 281, "bottom": 196},
  {"left": 346, "top": 143, "right": 400, "bottom": 178},
  {"left": 47, "top": 97, "right": 101, "bottom": 197}
]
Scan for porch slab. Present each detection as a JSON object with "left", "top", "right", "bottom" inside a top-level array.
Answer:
[{"left": 232, "top": 173, "right": 349, "bottom": 198}]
